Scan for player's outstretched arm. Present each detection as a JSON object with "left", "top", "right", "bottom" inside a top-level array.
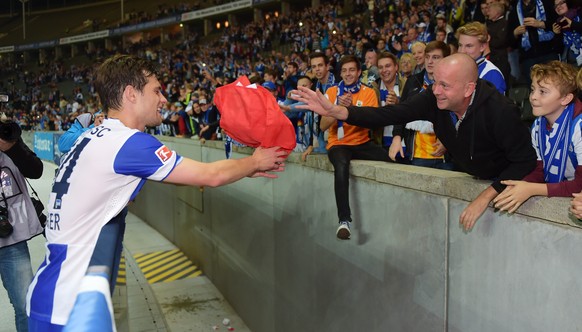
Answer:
[{"left": 164, "top": 146, "right": 287, "bottom": 187}]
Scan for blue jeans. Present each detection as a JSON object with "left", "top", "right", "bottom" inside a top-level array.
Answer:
[{"left": 0, "top": 241, "right": 33, "bottom": 332}]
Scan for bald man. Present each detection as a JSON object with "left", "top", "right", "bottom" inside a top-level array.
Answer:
[{"left": 294, "top": 53, "right": 536, "bottom": 232}]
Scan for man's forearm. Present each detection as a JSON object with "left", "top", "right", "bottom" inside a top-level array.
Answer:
[
  {"left": 330, "top": 105, "right": 349, "bottom": 121},
  {"left": 476, "top": 185, "right": 499, "bottom": 206}
]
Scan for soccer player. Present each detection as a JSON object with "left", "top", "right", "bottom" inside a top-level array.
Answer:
[{"left": 26, "top": 55, "right": 287, "bottom": 331}]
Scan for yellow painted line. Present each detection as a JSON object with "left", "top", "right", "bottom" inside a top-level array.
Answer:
[
  {"left": 143, "top": 256, "right": 188, "bottom": 278},
  {"left": 134, "top": 249, "right": 180, "bottom": 264},
  {"left": 133, "top": 249, "right": 203, "bottom": 284},
  {"left": 140, "top": 252, "right": 185, "bottom": 274},
  {"left": 148, "top": 260, "right": 195, "bottom": 283},
  {"left": 163, "top": 266, "right": 201, "bottom": 283},
  {"left": 116, "top": 256, "right": 126, "bottom": 286}
]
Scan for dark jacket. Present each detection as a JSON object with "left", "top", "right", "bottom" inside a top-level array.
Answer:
[
  {"left": 346, "top": 79, "right": 537, "bottom": 192},
  {"left": 487, "top": 16, "right": 511, "bottom": 83},
  {"left": 507, "top": 0, "right": 561, "bottom": 60}
]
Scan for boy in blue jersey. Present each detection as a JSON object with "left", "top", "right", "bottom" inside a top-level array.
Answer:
[
  {"left": 494, "top": 61, "right": 582, "bottom": 212},
  {"left": 456, "top": 21, "right": 507, "bottom": 94},
  {"left": 26, "top": 55, "right": 287, "bottom": 331}
]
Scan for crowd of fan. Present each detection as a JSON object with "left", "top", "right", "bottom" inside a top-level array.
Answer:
[{"left": 0, "top": 0, "right": 580, "bottom": 142}]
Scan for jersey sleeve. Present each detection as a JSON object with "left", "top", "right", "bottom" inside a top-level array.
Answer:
[{"left": 113, "top": 132, "right": 182, "bottom": 181}]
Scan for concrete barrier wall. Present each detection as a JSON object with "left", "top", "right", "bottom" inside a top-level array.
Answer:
[{"left": 120, "top": 137, "right": 582, "bottom": 332}]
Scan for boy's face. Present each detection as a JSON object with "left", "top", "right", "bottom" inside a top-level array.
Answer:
[
  {"left": 425, "top": 50, "right": 444, "bottom": 76},
  {"left": 267, "top": 88, "right": 277, "bottom": 98},
  {"left": 297, "top": 78, "right": 312, "bottom": 89},
  {"left": 458, "top": 34, "right": 485, "bottom": 60},
  {"left": 412, "top": 46, "right": 425, "bottom": 65},
  {"left": 530, "top": 78, "right": 573, "bottom": 123}
]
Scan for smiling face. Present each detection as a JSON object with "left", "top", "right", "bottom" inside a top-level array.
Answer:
[
  {"left": 554, "top": 0, "right": 568, "bottom": 15},
  {"left": 378, "top": 57, "right": 398, "bottom": 85},
  {"left": 412, "top": 44, "right": 426, "bottom": 65},
  {"left": 399, "top": 57, "right": 413, "bottom": 75},
  {"left": 530, "top": 78, "right": 573, "bottom": 124},
  {"left": 135, "top": 75, "right": 167, "bottom": 128},
  {"left": 340, "top": 61, "right": 361, "bottom": 86},
  {"left": 431, "top": 59, "right": 476, "bottom": 113}
]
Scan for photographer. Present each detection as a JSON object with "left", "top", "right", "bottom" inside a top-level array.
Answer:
[
  {"left": 0, "top": 117, "right": 44, "bottom": 332},
  {"left": 58, "top": 112, "right": 104, "bottom": 153}
]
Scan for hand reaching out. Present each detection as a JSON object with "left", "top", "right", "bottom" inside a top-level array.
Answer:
[
  {"left": 250, "top": 146, "right": 288, "bottom": 178},
  {"left": 493, "top": 180, "right": 546, "bottom": 213}
]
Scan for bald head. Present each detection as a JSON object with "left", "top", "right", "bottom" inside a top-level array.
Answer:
[
  {"left": 431, "top": 53, "right": 478, "bottom": 115},
  {"left": 436, "top": 53, "right": 479, "bottom": 84}
]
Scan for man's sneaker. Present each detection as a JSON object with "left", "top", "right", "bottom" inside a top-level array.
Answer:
[{"left": 336, "top": 221, "right": 351, "bottom": 240}]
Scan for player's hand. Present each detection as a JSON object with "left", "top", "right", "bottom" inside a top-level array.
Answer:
[{"left": 250, "top": 146, "right": 288, "bottom": 178}]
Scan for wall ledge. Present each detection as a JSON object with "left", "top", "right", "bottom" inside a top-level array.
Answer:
[{"left": 164, "top": 136, "right": 582, "bottom": 230}]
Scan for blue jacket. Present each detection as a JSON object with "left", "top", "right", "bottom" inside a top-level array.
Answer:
[{"left": 58, "top": 120, "right": 93, "bottom": 153}]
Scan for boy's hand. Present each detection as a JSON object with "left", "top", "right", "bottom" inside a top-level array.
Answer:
[{"left": 493, "top": 180, "right": 532, "bottom": 213}]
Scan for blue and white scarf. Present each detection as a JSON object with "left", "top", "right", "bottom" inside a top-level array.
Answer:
[
  {"left": 535, "top": 103, "right": 574, "bottom": 183},
  {"left": 379, "top": 80, "right": 394, "bottom": 106},
  {"left": 336, "top": 80, "right": 361, "bottom": 140},
  {"left": 316, "top": 72, "right": 336, "bottom": 93},
  {"left": 563, "top": 15, "right": 582, "bottom": 56},
  {"left": 517, "top": 0, "right": 555, "bottom": 51}
]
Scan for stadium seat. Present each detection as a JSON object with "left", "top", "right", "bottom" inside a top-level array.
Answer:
[{"left": 508, "top": 86, "right": 534, "bottom": 123}]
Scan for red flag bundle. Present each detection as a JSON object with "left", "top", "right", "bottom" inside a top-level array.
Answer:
[{"left": 214, "top": 76, "right": 296, "bottom": 154}]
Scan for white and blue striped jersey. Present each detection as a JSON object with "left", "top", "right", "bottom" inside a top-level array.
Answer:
[
  {"left": 477, "top": 57, "right": 506, "bottom": 95},
  {"left": 26, "top": 118, "right": 182, "bottom": 325}
]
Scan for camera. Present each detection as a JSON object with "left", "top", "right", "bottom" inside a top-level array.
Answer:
[
  {"left": 30, "top": 197, "right": 47, "bottom": 228},
  {"left": 0, "top": 95, "right": 20, "bottom": 142},
  {"left": 558, "top": 19, "right": 569, "bottom": 28},
  {"left": 0, "top": 205, "right": 13, "bottom": 238},
  {"left": 0, "top": 121, "right": 21, "bottom": 142}
]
